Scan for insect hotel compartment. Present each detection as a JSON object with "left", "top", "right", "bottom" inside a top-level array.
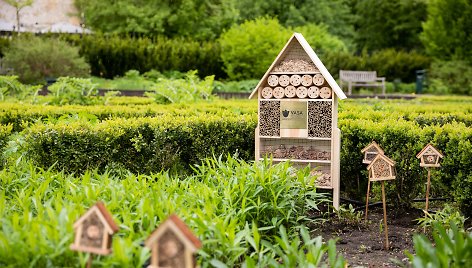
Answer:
[
  {"left": 259, "top": 138, "right": 331, "bottom": 162},
  {"left": 261, "top": 73, "right": 332, "bottom": 100}
]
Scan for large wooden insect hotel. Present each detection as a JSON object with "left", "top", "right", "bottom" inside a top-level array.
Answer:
[
  {"left": 70, "top": 202, "right": 119, "bottom": 255},
  {"left": 249, "top": 33, "right": 347, "bottom": 209},
  {"left": 145, "top": 214, "right": 202, "bottom": 268}
]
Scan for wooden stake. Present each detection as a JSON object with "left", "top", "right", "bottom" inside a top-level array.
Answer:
[
  {"left": 425, "top": 168, "right": 431, "bottom": 212},
  {"left": 365, "top": 180, "right": 371, "bottom": 222},
  {"left": 86, "top": 254, "right": 93, "bottom": 268},
  {"left": 381, "top": 181, "right": 389, "bottom": 250}
]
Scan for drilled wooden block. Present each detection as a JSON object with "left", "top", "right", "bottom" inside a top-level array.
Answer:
[{"left": 308, "top": 101, "right": 332, "bottom": 138}]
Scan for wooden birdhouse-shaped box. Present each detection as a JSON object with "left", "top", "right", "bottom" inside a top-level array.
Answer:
[
  {"left": 416, "top": 144, "right": 443, "bottom": 168},
  {"left": 361, "top": 141, "right": 384, "bottom": 164},
  {"left": 367, "top": 154, "right": 396, "bottom": 181},
  {"left": 70, "top": 202, "right": 119, "bottom": 255},
  {"left": 145, "top": 214, "right": 202, "bottom": 268},
  {"left": 250, "top": 33, "right": 347, "bottom": 209}
]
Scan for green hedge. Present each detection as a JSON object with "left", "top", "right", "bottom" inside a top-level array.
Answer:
[
  {"left": 0, "top": 124, "right": 13, "bottom": 167},
  {"left": 22, "top": 114, "right": 472, "bottom": 217},
  {"left": 64, "top": 34, "right": 224, "bottom": 79},
  {"left": 24, "top": 115, "right": 257, "bottom": 174}
]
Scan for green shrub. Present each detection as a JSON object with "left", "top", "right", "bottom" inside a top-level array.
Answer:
[
  {"left": 3, "top": 36, "right": 89, "bottom": 84},
  {"left": 213, "top": 79, "right": 258, "bottom": 93},
  {"left": 218, "top": 18, "right": 347, "bottom": 80},
  {"left": 0, "top": 157, "right": 339, "bottom": 266},
  {"left": 0, "top": 123, "right": 13, "bottom": 167},
  {"left": 322, "top": 49, "right": 431, "bottom": 83},
  {"left": 146, "top": 70, "right": 214, "bottom": 104},
  {"left": 406, "top": 223, "right": 472, "bottom": 268},
  {"left": 427, "top": 60, "right": 472, "bottom": 95},
  {"left": 0, "top": 75, "right": 42, "bottom": 101},
  {"left": 417, "top": 205, "right": 466, "bottom": 232},
  {"left": 47, "top": 77, "right": 99, "bottom": 105},
  {"left": 65, "top": 34, "right": 224, "bottom": 79}
]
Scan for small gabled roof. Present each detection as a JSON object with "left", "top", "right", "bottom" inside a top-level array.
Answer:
[
  {"left": 249, "top": 33, "right": 347, "bottom": 100},
  {"left": 367, "top": 154, "right": 396, "bottom": 170},
  {"left": 73, "top": 202, "right": 119, "bottom": 234},
  {"left": 361, "top": 141, "right": 384, "bottom": 154},
  {"left": 416, "top": 144, "right": 444, "bottom": 159},
  {"left": 145, "top": 214, "right": 202, "bottom": 251}
]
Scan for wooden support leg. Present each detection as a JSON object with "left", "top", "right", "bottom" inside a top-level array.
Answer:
[
  {"left": 425, "top": 168, "right": 431, "bottom": 212},
  {"left": 365, "top": 180, "right": 371, "bottom": 222},
  {"left": 86, "top": 254, "right": 93, "bottom": 268},
  {"left": 381, "top": 181, "right": 389, "bottom": 250}
]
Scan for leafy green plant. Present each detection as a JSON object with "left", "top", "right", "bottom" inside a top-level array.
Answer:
[
  {"left": 406, "top": 222, "right": 472, "bottom": 268},
  {"left": 334, "top": 204, "right": 364, "bottom": 227},
  {"left": 47, "top": 77, "right": 98, "bottom": 105},
  {"left": 416, "top": 205, "right": 467, "bottom": 233},
  {"left": 146, "top": 70, "right": 214, "bottom": 104},
  {"left": 3, "top": 36, "right": 89, "bottom": 84},
  {"left": 427, "top": 60, "right": 472, "bottom": 95},
  {"left": 0, "top": 75, "right": 41, "bottom": 101}
]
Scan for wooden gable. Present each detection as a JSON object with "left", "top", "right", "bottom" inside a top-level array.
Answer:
[
  {"left": 145, "top": 214, "right": 201, "bottom": 268},
  {"left": 70, "top": 202, "right": 119, "bottom": 255},
  {"left": 416, "top": 144, "right": 443, "bottom": 168},
  {"left": 249, "top": 33, "right": 346, "bottom": 100},
  {"left": 361, "top": 141, "right": 385, "bottom": 164},
  {"left": 367, "top": 154, "right": 396, "bottom": 181}
]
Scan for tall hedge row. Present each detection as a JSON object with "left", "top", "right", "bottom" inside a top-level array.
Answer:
[
  {"left": 65, "top": 34, "right": 224, "bottom": 79},
  {"left": 20, "top": 114, "right": 472, "bottom": 217}
]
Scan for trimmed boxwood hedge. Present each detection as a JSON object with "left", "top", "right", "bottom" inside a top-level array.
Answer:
[{"left": 21, "top": 113, "right": 472, "bottom": 217}]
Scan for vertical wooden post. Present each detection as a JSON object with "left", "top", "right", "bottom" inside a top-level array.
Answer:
[
  {"left": 381, "top": 181, "right": 389, "bottom": 250},
  {"left": 86, "top": 254, "right": 93, "bottom": 268},
  {"left": 425, "top": 168, "right": 431, "bottom": 212},
  {"left": 365, "top": 180, "right": 371, "bottom": 222}
]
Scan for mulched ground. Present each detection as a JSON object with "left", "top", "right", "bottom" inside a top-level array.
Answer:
[{"left": 311, "top": 206, "right": 424, "bottom": 267}]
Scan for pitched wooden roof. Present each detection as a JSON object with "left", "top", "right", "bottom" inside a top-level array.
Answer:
[
  {"left": 367, "top": 153, "right": 396, "bottom": 170},
  {"left": 73, "top": 202, "right": 119, "bottom": 234},
  {"left": 361, "top": 141, "right": 384, "bottom": 154},
  {"left": 249, "top": 32, "right": 347, "bottom": 100},
  {"left": 416, "top": 144, "right": 444, "bottom": 158},
  {"left": 145, "top": 214, "right": 202, "bottom": 251}
]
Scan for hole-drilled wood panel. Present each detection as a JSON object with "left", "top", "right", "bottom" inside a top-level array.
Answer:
[
  {"left": 157, "top": 230, "right": 186, "bottom": 268},
  {"left": 259, "top": 101, "right": 280, "bottom": 137},
  {"left": 308, "top": 101, "right": 332, "bottom": 138}
]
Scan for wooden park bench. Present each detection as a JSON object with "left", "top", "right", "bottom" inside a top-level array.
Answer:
[{"left": 339, "top": 70, "right": 386, "bottom": 95}]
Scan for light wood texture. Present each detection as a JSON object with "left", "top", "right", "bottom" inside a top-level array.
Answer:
[
  {"left": 253, "top": 33, "right": 345, "bottom": 209},
  {"left": 425, "top": 168, "right": 431, "bottom": 212},
  {"left": 416, "top": 144, "right": 443, "bottom": 168},
  {"left": 339, "top": 70, "right": 386, "bottom": 95},
  {"left": 382, "top": 181, "right": 389, "bottom": 250},
  {"left": 365, "top": 180, "right": 370, "bottom": 222}
]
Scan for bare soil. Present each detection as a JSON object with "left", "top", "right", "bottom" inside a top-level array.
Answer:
[{"left": 312, "top": 206, "right": 424, "bottom": 267}]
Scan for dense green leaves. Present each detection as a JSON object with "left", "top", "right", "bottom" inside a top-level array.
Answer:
[
  {"left": 3, "top": 36, "right": 90, "bottom": 84},
  {"left": 421, "top": 0, "right": 472, "bottom": 63},
  {"left": 0, "top": 157, "right": 336, "bottom": 266}
]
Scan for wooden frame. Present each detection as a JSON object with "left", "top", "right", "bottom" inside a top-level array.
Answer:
[
  {"left": 361, "top": 141, "right": 384, "bottom": 164},
  {"left": 70, "top": 202, "right": 119, "bottom": 256},
  {"left": 250, "top": 33, "right": 346, "bottom": 209},
  {"left": 145, "top": 214, "right": 202, "bottom": 268},
  {"left": 367, "top": 154, "right": 396, "bottom": 181},
  {"left": 416, "top": 143, "right": 443, "bottom": 168}
]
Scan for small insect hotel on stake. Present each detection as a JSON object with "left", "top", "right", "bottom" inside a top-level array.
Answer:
[
  {"left": 145, "top": 214, "right": 202, "bottom": 268},
  {"left": 416, "top": 144, "right": 443, "bottom": 213},
  {"left": 362, "top": 142, "right": 396, "bottom": 250},
  {"left": 70, "top": 202, "right": 119, "bottom": 267},
  {"left": 249, "top": 33, "right": 347, "bottom": 209}
]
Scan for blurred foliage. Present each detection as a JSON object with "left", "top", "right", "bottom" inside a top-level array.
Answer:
[
  {"left": 2, "top": 36, "right": 89, "bottom": 84},
  {"left": 421, "top": 0, "right": 472, "bottom": 63},
  {"left": 427, "top": 60, "right": 472, "bottom": 95},
  {"left": 354, "top": 0, "right": 427, "bottom": 51},
  {"left": 219, "top": 17, "right": 347, "bottom": 80},
  {"left": 47, "top": 77, "right": 99, "bottom": 105}
]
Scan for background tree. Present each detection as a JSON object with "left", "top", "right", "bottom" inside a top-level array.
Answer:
[
  {"left": 354, "top": 0, "right": 427, "bottom": 51},
  {"left": 421, "top": 0, "right": 472, "bottom": 63},
  {"left": 5, "top": 0, "right": 34, "bottom": 33}
]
